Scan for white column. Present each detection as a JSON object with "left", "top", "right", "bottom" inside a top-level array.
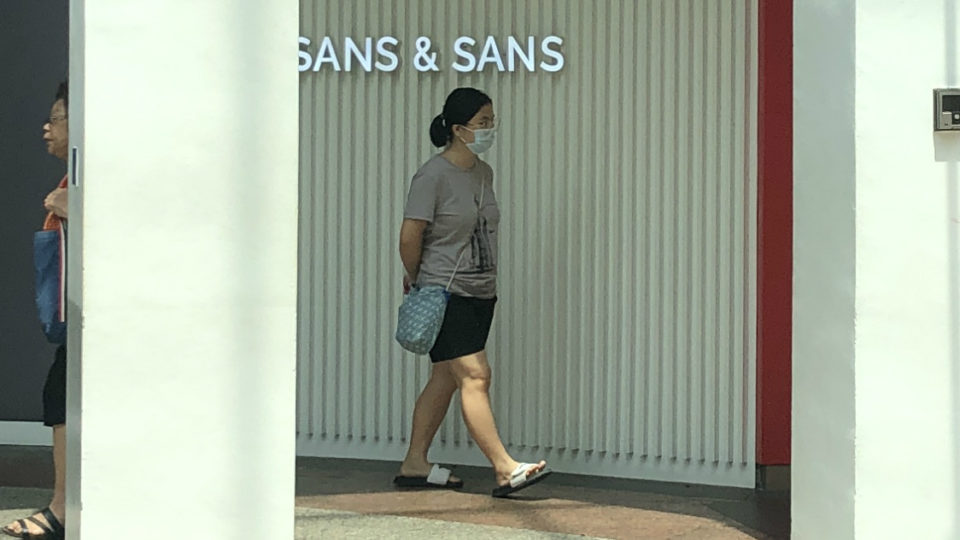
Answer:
[
  {"left": 794, "top": 1, "right": 960, "bottom": 538},
  {"left": 792, "top": 1, "right": 857, "bottom": 537},
  {"left": 67, "top": 1, "right": 299, "bottom": 538}
]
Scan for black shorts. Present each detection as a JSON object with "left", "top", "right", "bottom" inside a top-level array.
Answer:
[
  {"left": 42, "top": 345, "right": 66, "bottom": 427},
  {"left": 429, "top": 295, "right": 497, "bottom": 363}
]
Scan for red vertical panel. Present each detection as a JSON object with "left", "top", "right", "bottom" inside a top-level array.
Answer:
[{"left": 757, "top": 0, "right": 793, "bottom": 465}]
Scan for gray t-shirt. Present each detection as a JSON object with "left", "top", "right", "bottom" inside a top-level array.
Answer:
[{"left": 404, "top": 154, "right": 500, "bottom": 299}]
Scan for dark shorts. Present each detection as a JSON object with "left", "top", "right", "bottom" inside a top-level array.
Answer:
[
  {"left": 42, "top": 345, "right": 66, "bottom": 427},
  {"left": 429, "top": 294, "right": 497, "bottom": 363}
]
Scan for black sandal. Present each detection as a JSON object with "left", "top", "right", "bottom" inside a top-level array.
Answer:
[{"left": 1, "top": 507, "right": 63, "bottom": 539}]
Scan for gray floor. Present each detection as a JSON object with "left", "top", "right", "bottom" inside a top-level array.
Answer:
[
  {"left": 0, "top": 487, "right": 602, "bottom": 539},
  {"left": 293, "top": 507, "right": 603, "bottom": 539},
  {"left": 0, "top": 446, "right": 788, "bottom": 539}
]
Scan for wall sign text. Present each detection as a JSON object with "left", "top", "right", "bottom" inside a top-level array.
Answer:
[{"left": 298, "top": 35, "right": 565, "bottom": 73}]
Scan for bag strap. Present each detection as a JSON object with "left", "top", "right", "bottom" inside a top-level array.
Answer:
[
  {"left": 58, "top": 221, "right": 67, "bottom": 323},
  {"left": 444, "top": 181, "right": 485, "bottom": 291}
]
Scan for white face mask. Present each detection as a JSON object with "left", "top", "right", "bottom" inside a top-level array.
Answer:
[{"left": 461, "top": 126, "right": 497, "bottom": 154}]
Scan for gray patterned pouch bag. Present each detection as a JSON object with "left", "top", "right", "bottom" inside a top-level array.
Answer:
[{"left": 395, "top": 284, "right": 452, "bottom": 355}]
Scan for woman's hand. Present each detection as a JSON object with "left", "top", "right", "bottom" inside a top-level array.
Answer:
[
  {"left": 403, "top": 274, "right": 415, "bottom": 294},
  {"left": 44, "top": 187, "right": 68, "bottom": 218}
]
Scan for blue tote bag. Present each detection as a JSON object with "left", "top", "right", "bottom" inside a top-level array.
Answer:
[{"left": 33, "top": 222, "right": 66, "bottom": 344}]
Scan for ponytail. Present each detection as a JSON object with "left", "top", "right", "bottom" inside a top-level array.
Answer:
[{"left": 428, "top": 114, "right": 449, "bottom": 147}]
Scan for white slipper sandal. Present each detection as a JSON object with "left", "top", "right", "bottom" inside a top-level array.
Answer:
[
  {"left": 393, "top": 464, "right": 464, "bottom": 489},
  {"left": 491, "top": 462, "right": 552, "bottom": 498}
]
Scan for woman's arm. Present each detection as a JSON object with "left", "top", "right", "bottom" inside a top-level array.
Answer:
[{"left": 399, "top": 219, "right": 428, "bottom": 287}]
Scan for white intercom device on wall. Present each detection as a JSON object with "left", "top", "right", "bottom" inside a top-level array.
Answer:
[{"left": 934, "top": 88, "right": 960, "bottom": 131}]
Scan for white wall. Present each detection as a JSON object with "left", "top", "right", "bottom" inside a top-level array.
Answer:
[
  {"left": 68, "top": 1, "right": 299, "bottom": 538},
  {"left": 854, "top": 1, "right": 960, "bottom": 538},
  {"left": 794, "top": 1, "right": 960, "bottom": 538}
]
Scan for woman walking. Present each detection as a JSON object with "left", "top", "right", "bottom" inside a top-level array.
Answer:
[
  {"left": 394, "top": 87, "right": 550, "bottom": 497},
  {"left": 3, "top": 81, "right": 69, "bottom": 540}
]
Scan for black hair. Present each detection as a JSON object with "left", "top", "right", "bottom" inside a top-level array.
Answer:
[
  {"left": 428, "top": 87, "right": 492, "bottom": 147},
  {"left": 55, "top": 79, "right": 68, "bottom": 110}
]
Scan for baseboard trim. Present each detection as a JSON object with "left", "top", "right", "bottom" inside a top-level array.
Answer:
[
  {"left": 297, "top": 435, "right": 756, "bottom": 488},
  {"left": 0, "top": 422, "right": 51, "bottom": 446},
  {"left": 756, "top": 464, "right": 790, "bottom": 491}
]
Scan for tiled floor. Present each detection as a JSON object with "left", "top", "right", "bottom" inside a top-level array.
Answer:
[{"left": 0, "top": 446, "right": 789, "bottom": 539}]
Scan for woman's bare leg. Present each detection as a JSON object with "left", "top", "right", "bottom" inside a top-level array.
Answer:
[
  {"left": 449, "top": 351, "right": 545, "bottom": 485},
  {"left": 400, "top": 362, "right": 459, "bottom": 477}
]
